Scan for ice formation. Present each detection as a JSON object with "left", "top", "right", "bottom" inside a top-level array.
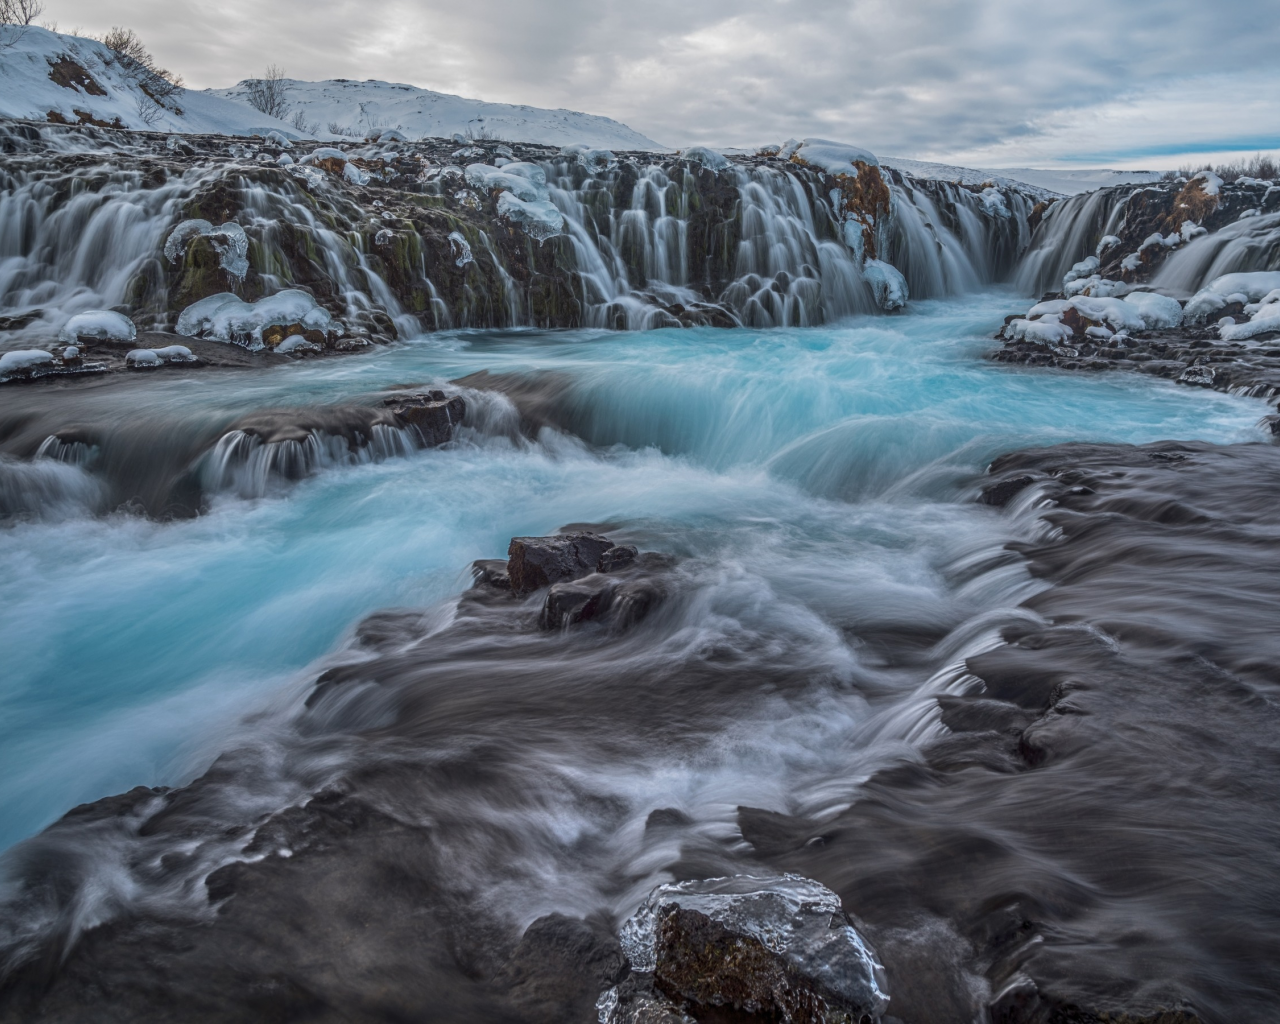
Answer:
[
  {"left": 0, "top": 349, "right": 55, "bottom": 376},
  {"left": 176, "top": 290, "right": 332, "bottom": 349},
  {"left": 864, "top": 259, "right": 909, "bottom": 311},
  {"left": 126, "top": 345, "right": 196, "bottom": 366},
  {"left": 495, "top": 193, "right": 565, "bottom": 242},
  {"left": 1220, "top": 289, "right": 1280, "bottom": 341},
  {"left": 679, "top": 147, "right": 731, "bottom": 171},
  {"left": 164, "top": 220, "right": 250, "bottom": 279},
  {"left": 1185, "top": 272, "right": 1280, "bottom": 321},
  {"left": 614, "top": 874, "right": 887, "bottom": 1015},
  {"left": 57, "top": 311, "right": 137, "bottom": 343}
]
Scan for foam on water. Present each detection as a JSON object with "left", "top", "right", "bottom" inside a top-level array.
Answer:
[{"left": 0, "top": 293, "right": 1266, "bottom": 858}]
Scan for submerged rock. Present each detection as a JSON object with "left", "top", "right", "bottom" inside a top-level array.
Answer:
[{"left": 605, "top": 874, "right": 888, "bottom": 1024}]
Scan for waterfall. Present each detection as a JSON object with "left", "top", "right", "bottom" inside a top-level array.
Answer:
[
  {"left": 0, "top": 123, "right": 1039, "bottom": 341},
  {"left": 1152, "top": 211, "right": 1280, "bottom": 295},
  {"left": 1013, "top": 187, "right": 1130, "bottom": 297},
  {"left": 199, "top": 423, "right": 420, "bottom": 499}
]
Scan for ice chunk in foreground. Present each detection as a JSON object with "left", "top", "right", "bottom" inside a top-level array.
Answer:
[
  {"left": 176, "top": 290, "right": 332, "bottom": 350},
  {"left": 58, "top": 310, "right": 136, "bottom": 343}
]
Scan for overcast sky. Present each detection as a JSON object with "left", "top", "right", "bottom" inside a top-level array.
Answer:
[{"left": 50, "top": 0, "right": 1280, "bottom": 168}]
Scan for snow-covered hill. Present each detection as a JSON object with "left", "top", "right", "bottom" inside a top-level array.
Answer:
[
  {"left": 205, "top": 78, "right": 665, "bottom": 151},
  {"left": 0, "top": 26, "right": 665, "bottom": 150},
  {"left": 0, "top": 26, "right": 300, "bottom": 136},
  {"left": 882, "top": 156, "right": 1161, "bottom": 197}
]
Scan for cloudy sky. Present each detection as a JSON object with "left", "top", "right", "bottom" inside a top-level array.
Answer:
[{"left": 50, "top": 0, "right": 1280, "bottom": 168}]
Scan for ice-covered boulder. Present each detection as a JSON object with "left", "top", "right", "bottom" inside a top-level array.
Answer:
[
  {"left": 1122, "top": 290, "right": 1183, "bottom": 330},
  {"left": 58, "top": 310, "right": 136, "bottom": 344},
  {"left": 0, "top": 349, "right": 56, "bottom": 380},
  {"left": 863, "top": 259, "right": 908, "bottom": 311},
  {"left": 496, "top": 192, "right": 564, "bottom": 243},
  {"left": 125, "top": 345, "right": 197, "bottom": 367},
  {"left": 466, "top": 164, "right": 548, "bottom": 203},
  {"left": 164, "top": 220, "right": 250, "bottom": 280},
  {"left": 176, "top": 290, "right": 333, "bottom": 350},
  {"left": 679, "top": 146, "right": 731, "bottom": 171},
  {"left": 1185, "top": 272, "right": 1280, "bottom": 322},
  {"left": 788, "top": 138, "right": 880, "bottom": 178},
  {"left": 1220, "top": 288, "right": 1280, "bottom": 341},
  {"left": 603, "top": 874, "right": 888, "bottom": 1024}
]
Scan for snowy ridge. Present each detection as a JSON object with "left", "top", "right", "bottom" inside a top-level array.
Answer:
[
  {"left": 0, "top": 26, "right": 665, "bottom": 150},
  {"left": 205, "top": 78, "right": 666, "bottom": 150},
  {"left": 0, "top": 26, "right": 300, "bottom": 136},
  {"left": 882, "top": 156, "right": 1161, "bottom": 198}
]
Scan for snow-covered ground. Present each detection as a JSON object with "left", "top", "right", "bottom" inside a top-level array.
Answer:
[
  {"left": 0, "top": 26, "right": 664, "bottom": 149},
  {"left": 206, "top": 78, "right": 665, "bottom": 150},
  {"left": 0, "top": 26, "right": 300, "bottom": 136},
  {"left": 882, "top": 156, "right": 1161, "bottom": 197}
]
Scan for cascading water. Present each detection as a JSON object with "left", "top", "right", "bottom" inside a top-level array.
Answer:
[
  {"left": 0, "top": 122, "right": 1047, "bottom": 350},
  {"left": 1014, "top": 186, "right": 1130, "bottom": 296}
]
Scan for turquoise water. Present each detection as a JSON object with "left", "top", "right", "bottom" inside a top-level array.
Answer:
[{"left": 0, "top": 293, "right": 1266, "bottom": 851}]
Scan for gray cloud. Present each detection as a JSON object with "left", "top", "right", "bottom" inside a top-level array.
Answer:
[{"left": 49, "top": 0, "right": 1280, "bottom": 164}]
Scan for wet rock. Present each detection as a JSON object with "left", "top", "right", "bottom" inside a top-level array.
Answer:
[
  {"left": 384, "top": 390, "right": 466, "bottom": 445},
  {"left": 538, "top": 572, "right": 661, "bottom": 631},
  {"left": 498, "top": 914, "right": 627, "bottom": 1024},
  {"left": 980, "top": 474, "right": 1037, "bottom": 507},
  {"left": 606, "top": 874, "right": 888, "bottom": 1024},
  {"left": 599, "top": 543, "right": 639, "bottom": 573},
  {"left": 470, "top": 558, "right": 511, "bottom": 590},
  {"left": 507, "top": 532, "right": 615, "bottom": 594}
]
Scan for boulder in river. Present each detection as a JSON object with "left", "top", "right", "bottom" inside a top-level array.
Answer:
[
  {"left": 605, "top": 874, "right": 889, "bottom": 1024},
  {"left": 507, "top": 532, "right": 616, "bottom": 593}
]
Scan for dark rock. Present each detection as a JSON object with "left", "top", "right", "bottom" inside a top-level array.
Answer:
[
  {"left": 385, "top": 391, "right": 466, "bottom": 445},
  {"left": 470, "top": 558, "right": 511, "bottom": 590},
  {"left": 980, "top": 474, "right": 1036, "bottom": 507},
  {"left": 599, "top": 544, "right": 639, "bottom": 573},
  {"left": 499, "top": 914, "right": 628, "bottom": 1024},
  {"left": 507, "top": 532, "right": 614, "bottom": 594},
  {"left": 539, "top": 573, "right": 663, "bottom": 631}
]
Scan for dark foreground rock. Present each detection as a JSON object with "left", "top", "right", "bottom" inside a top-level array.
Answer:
[{"left": 607, "top": 875, "right": 887, "bottom": 1024}]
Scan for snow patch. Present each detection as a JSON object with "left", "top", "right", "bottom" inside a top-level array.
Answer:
[{"left": 789, "top": 138, "right": 879, "bottom": 178}]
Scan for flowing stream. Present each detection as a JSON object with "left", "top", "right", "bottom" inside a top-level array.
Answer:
[{"left": 0, "top": 293, "right": 1263, "bottom": 853}]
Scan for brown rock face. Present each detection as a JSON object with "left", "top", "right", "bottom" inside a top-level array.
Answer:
[{"left": 46, "top": 56, "right": 107, "bottom": 95}]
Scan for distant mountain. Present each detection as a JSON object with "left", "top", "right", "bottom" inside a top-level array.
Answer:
[
  {"left": 0, "top": 26, "right": 665, "bottom": 150},
  {"left": 882, "top": 156, "right": 1161, "bottom": 197},
  {"left": 206, "top": 78, "right": 666, "bottom": 151}
]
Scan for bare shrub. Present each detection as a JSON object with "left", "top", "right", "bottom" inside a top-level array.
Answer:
[
  {"left": 0, "top": 0, "right": 44, "bottom": 50},
  {"left": 290, "top": 108, "right": 319, "bottom": 137},
  {"left": 245, "top": 65, "right": 290, "bottom": 120},
  {"left": 0, "top": 0, "right": 45, "bottom": 26},
  {"left": 1166, "top": 153, "right": 1279, "bottom": 184},
  {"left": 98, "top": 26, "right": 184, "bottom": 120}
]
